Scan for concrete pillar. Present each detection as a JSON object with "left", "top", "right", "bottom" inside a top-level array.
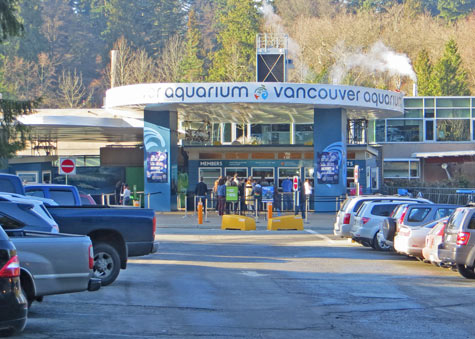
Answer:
[
  {"left": 144, "top": 109, "right": 178, "bottom": 211},
  {"left": 313, "top": 108, "right": 347, "bottom": 212}
]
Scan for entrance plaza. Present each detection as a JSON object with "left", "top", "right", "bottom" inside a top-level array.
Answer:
[{"left": 105, "top": 82, "right": 403, "bottom": 212}]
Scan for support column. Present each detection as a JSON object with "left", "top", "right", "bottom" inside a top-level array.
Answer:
[
  {"left": 313, "top": 108, "right": 347, "bottom": 212},
  {"left": 144, "top": 109, "right": 178, "bottom": 211}
]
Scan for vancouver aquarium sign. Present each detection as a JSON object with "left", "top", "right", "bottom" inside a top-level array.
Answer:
[{"left": 105, "top": 82, "right": 404, "bottom": 114}]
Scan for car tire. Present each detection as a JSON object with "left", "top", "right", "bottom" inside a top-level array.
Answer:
[
  {"left": 373, "top": 231, "right": 391, "bottom": 251},
  {"left": 382, "top": 218, "right": 396, "bottom": 241},
  {"left": 456, "top": 264, "right": 475, "bottom": 279},
  {"left": 93, "top": 242, "right": 120, "bottom": 286}
]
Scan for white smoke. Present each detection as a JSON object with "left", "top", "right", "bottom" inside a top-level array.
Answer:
[{"left": 330, "top": 41, "right": 417, "bottom": 85}]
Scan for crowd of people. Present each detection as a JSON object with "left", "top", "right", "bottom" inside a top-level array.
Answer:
[{"left": 194, "top": 175, "right": 313, "bottom": 217}]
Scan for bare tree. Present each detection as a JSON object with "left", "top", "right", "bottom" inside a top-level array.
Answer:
[
  {"left": 156, "top": 35, "right": 185, "bottom": 82},
  {"left": 57, "top": 69, "right": 91, "bottom": 108}
]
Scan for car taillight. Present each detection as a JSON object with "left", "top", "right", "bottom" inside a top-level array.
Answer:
[
  {"left": 152, "top": 215, "right": 157, "bottom": 236},
  {"left": 343, "top": 213, "right": 351, "bottom": 224},
  {"left": 398, "top": 207, "right": 408, "bottom": 225},
  {"left": 88, "top": 245, "right": 94, "bottom": 269},
  {"left": 362, "top": 217, "right": 370, "bottom": 224},
  {"left": 456, "top": 232, "right": 470, "bottom": 246},
  {"left": 0, "top": 255, "right": 20, "bottom": 278}
]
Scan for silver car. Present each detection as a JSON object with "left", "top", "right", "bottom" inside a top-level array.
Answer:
[
  {"left": 334, "top": 195, "right": 432, "bottom": 238},
  {"left": 350, "top": 200, "right": 415, "bottom": 250}
]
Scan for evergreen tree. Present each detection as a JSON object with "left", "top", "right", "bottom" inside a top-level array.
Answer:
[
  {"left": 207, "top": 0, "right": 260, "bottom": 82},
  {"left": 179, "top": 9, "right": 204, "bottom": 82},
  {"left": 438, "top": 0, "right": 475, "bottom": 21},
  {"left": 413, "top": 49, "right": 434, "bottom": 96},
  {"left": 432, "top": 39, "right": 470, "bottom": 96},
  {"left": 0, "top": 0, "right": 23, "bottom": 42}
]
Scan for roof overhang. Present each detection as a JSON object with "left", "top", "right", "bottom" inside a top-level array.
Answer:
[
  {"left": 105, "top": 82, "right": 404, "bottom": 124},
  {"left": 412, "top": 151, "right": 475, "bottom": 158},
  {"left": 17, "top": 109, "right": 144, "bottom": 143}
]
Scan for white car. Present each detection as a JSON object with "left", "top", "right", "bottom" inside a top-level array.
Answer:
[
  {"left": 350, "top": 200, "right": 416, "bottom": 250},
  {"left": 334, "top": 195, "right": 432, "bottom": 238}
]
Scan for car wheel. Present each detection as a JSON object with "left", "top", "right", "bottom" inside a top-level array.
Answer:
[
  {"left": 456, "top": 264, "right": 475, "bottom": 279},
  {"left": 93, "top": 242, "right": 120, "bottom": 286},
  {"left": 373, "top": 231, "right": 391, "bottom": 251}
]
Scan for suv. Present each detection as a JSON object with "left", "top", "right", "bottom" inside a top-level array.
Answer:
[
  {"left": 0, "top": 193, "right": 59, "bottom": 233},
  {"left": 438, "top": 205, "right": 475, "bottom": 279},
  {"left": 0, "top": 226, "right": 28, "bottom": 335},
  {"left": 334, "top": 195, "right": 432, "bottom": 238},
  {"left": 350, "top": 201, "right": 412, "bottom": 250}
]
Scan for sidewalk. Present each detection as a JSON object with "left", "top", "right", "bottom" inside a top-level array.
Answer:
[{"left": 155, "top": 210, "right": 336, "bottom": 233}]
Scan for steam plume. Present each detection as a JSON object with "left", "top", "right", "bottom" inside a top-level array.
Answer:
[{"left": 330, "top": 41, "right": 417, "bottom": 85}]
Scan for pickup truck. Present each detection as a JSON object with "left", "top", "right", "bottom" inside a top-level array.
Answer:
[
  {"left": 0, "top": 174, "right": 159, "bottom": 286},
  {"left": 25, "top": 183, "right": 82, "bottom": 206},
  {"left": 6, "top": 229, "right": 101, "bottom": 307}
]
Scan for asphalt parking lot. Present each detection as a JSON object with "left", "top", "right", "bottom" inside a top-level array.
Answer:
[{"left": 13, "top": 212, "right": 475, "bottom": 339}]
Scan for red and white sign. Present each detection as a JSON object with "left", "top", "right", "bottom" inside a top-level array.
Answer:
[
  {"left": 292, "top": 176, "right": 299, "bottom": 191},
  {"left": 59, "top": 158, "right": 76, "bottom": 175},
  {"left": 354, "top": 165, "right": 359, "bottom": 184}
]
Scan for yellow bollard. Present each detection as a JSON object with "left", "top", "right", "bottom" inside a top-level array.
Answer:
[
  {"left": 267, "top": 202, "right": 273, "bottom": 220},
  {"left": 198, "top": 201, "right": 203, "bottom": 225}
]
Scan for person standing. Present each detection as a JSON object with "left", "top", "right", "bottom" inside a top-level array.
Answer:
[
  {"left": 252, "top": 180, "right": 263, "bottom": 212},
  {"left": 281, "top": 177, "right": 292, "bottom": 211},
  {"left": 294, "top": 183, "right": 306, "bottom": 220},
  {"left": 122, "top": 184, "right": 131, "bottom": 206},
  {"left": 194, "top": 177, "right": 208, "bottom": 212},
  {"left": 115, "top": 180, "right": 123, "bottom": 205},
  {"left": 217, "top": 178, "right": 226, "bottom": 216},
  {"left": 213, "top": 176, "right": 222, "bottom": 210},
  {"left": 304, "top": 179, "right": 313, "bottom": 210},
  {"left": 245, "top": 178, "right": 254, "bottom": 213}
]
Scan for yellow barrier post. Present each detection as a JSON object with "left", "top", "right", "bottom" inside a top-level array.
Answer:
[
  {"left": 267, "top": 202, "right": 273, "bottom": 221},
  {"left": 197, "top": 200, "right": 203, "bottom": 225}
]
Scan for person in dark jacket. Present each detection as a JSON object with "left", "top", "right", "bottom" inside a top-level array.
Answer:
[{"left": 194, "top": 177, "right": 208, "bottom": 212}]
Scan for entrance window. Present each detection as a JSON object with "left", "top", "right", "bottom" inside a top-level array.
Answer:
[
  {"left": 225, "top": 168, "right": 248, "bottom": 180},
  {"left": 198, "top": 168, "right": 222, "bottom": 188},
  {"left": 383, "top": 160, "right": 419, "bottom": 179},
  {"left": 251, "top": 167, "right": 274, "bottom": 186},
  {"left": 278, "top": 168, "right": 300, "bottom": 187}
]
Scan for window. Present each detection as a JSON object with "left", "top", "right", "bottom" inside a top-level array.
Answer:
[
  {"left": 371, "top": 204, "right": 397, "bottom": 217},
  {"left": 436, "top": 109, "right": 470, "bottom": 118},
  {"left": 295, "top": 124, "right": 313, "bottom": 144},
  {"left": 0, "top": 213, "right": 24, "bottom": 229},
  {"left": 425, "top": 120, "right": 434, "bottom": 141},
  {"left": 199, "top": 168, "right": 222, "bottom": 188},
  {"left": 251, "top": 124, "right": 290, "bottom": 145},
  {"left": 468, "top": 214, "right": 475, "bottom": 230},
  {"left": 251, "top": 167, "right": 274, "bottom": 186},
  {"left": 446, "top": 209, "right": 466, "bottom": 231},
  {"left": 225, "top": 168, "right": 247, "bottom": 179},
  {"left": 16, "top": 171, "right": 38, "bottom": 184},
  {"left": 278, "top": 168, "right": 300, "bottom": 186},
  {"left": 387, "top": 119, "right": 423, "bottom": 142},
  {"left": 407, "top": 208, "right": 430, "bottom": 222},
  {"left": 49, "top": 190, "right": 76, "bottom": 206},
  {"left": 437, "top": 119, "right": 470, "bottom": 141},
  {"left": 435, "top": 208, "right": 456, "bottom": 220},
  {"left": 25, "top": 190, "right": 45, "bottom": 198},
  {"left": 383, "top": 160, "right": 419, "bottom": 179}
]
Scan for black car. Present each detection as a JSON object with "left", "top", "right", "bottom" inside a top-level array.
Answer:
[{"left": 0, "top": 226, "right": 27, "bottom": 335}]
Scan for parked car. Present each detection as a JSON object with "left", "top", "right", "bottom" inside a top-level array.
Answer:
[
  {"left": 422, "top": 218, "right": 449, "bottom": 265},
  {"left": 438, "top": 205, "right": 475, "bottom": 279},
  {"left": 382, "top": 203, "right": 457, "bottom": 249},
  {"left": 394, "top": 216, "right": 450, "bottom": 258},
  {"left": 0, "top": 193, "right": 59, "bottom": 233},
  {"left": 0, "top": 226, "right": 27, "bottom": 336},
  {"left": 334, "top": 195, "right": 432, "bottom": 238},
  {"left": 350, "top": 200, "right": 412, "bottom": 250}
]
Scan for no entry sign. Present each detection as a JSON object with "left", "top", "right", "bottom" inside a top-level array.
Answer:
[{"left": 59, "top": 158, "right": 76, "bottom": 175}]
